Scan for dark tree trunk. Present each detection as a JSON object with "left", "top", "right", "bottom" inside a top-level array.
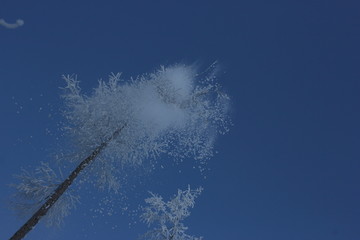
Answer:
[{"left": 9, "top": 127, "right": 124, "bottom": 240}]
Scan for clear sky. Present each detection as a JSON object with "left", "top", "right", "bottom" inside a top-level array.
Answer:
[{"left": 1, "top": 0, "right": 360, "bottom": 239}]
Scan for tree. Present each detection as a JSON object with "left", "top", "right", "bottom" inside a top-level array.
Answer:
[
  {"left": 141, "top": 186, "right": 203, "bottom": 240},
  {"left": 9, "top": 63, "right": 230, "bottom": 239}
]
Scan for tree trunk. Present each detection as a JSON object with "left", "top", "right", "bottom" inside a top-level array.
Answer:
[{"left": 9, "top": 126, "right": 124, "bottom": 240}]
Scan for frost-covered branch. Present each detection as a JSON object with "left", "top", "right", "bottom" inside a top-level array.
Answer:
[
  {"left": 10, "top": 162, "right": 79, "bottom": 227},
  {"left": 141, "top": 186, "right": 203, "bottom": 240},
  {"left": 61, "top": 64, "right": 231, "bottom": 189}
]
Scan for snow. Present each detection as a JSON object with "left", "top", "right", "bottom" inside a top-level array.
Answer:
[
  {"left": 134, "top": 83, "right": 186, "bottom": 133},
  {"left": 156, "top": 64, "right": 196, "bottom": 102}
]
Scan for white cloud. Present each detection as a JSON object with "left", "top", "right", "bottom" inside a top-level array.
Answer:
[{"left": 0, "top": 18, "right": 24, "bottom": 29}]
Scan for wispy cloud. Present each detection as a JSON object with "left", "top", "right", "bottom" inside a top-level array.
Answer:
[{"left": 0, "top": 18, "right": 24, "bottom": 29}]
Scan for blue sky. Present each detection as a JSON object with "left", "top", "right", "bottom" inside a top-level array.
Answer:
[{"left": 1, "top": 0, "right": 360, "bottom": 239}]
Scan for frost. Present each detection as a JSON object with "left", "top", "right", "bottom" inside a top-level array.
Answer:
[
  {"left": 61, "top": 64, "right": 231, "bottom": 190},
  {"left": 10, "top": 162, "right": 79, "bottom": 227},
  {"left": 141, "top": 186, "right": 203, "bottom": 240}
]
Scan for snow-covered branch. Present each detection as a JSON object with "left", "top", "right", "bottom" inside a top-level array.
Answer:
[
  {"left": 141, "top": 186, "right": 203, "bottom": 240},
  {"left": 61, "top": 64, "right": 231, "bottom": 190},
  {"left": 11, "top": 162, "right": 79, "bottom": 226}
]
